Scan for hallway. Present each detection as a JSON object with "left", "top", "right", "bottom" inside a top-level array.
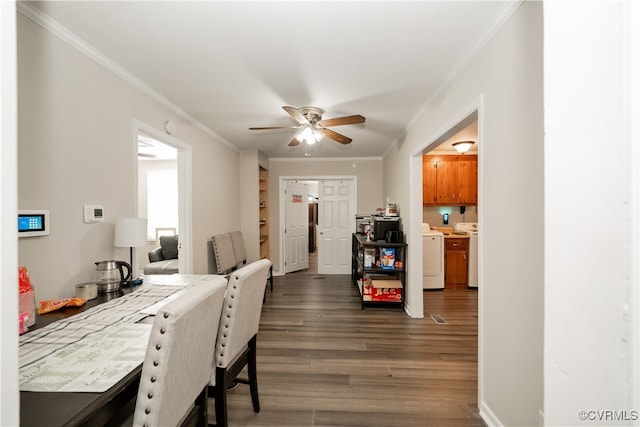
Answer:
[{"left": 213, "top": 271, "right": 482, "bottom": 426}]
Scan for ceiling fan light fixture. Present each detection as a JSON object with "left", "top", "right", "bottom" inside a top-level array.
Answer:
[
  {"left": 252, "top": 105, "right": 364, "bottom": 148},
  {"left": 297, "top": 126, "right": 322, "bottom": 145},
  {"left": 453, "top": 140, "right": 474, "bottom": 154}
]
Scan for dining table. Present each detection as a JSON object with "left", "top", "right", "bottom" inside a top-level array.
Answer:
[{"left": 19, "top": 274, "right": 226, "bottom": 427}]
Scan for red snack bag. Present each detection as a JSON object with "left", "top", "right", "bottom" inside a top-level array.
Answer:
[{"left": 19, "top": 266, "right": 33, "bottom": 294}]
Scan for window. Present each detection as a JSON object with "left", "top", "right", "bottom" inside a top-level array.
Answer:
[{"left": 146, "top": 169, "right": 178, "bottom": 240}]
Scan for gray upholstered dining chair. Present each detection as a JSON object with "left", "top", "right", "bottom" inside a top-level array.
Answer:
[
  {"left": 132, "top": 281, "right": 226, "bottom": 427},
  {"left": 228, "top": 231, "right": 274, "bottom": 292},
  {"left": 210, "top": 232, "right": 274, "bottom": 293},
  {"left": 210, "top": 233, "right": 237, "bottom": 276},
  {"left": 207, "top": 259, "right": 272, "bottom": 427},
  {"left": 229, "top": 231, "right": 247, "bottom": 270}
]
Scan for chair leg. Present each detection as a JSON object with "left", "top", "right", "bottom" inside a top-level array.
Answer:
[
  {"left": 195, "top": 386, "right": 208, "bottom": 427},
  {"left": 248, "top": 335, "right": 260, "bottom": 413},
  {"left": 213, "top": 368, "right": 228, "bottom": 427},
  {"left": 269, "top": 265, "right": 274, "bottom": 292}
]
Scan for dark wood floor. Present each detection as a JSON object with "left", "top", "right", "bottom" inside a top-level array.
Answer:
[{"left": 210, "top": 257, "right": 483, "bottom": 427}]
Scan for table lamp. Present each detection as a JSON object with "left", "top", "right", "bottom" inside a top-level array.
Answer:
[{"left": 114, "top": 217, "right": 148, "bottom": 285}]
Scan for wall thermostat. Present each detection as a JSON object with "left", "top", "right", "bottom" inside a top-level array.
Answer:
[
  {"left": 18, "top": 210, "right": 50, "bottom": 237},
  {"left": 83, "top": 205, "right": 104, "bottom": 223}
]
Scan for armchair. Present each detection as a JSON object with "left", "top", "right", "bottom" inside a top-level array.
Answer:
[{"left": 143, "top": 235, "right": 179, "bottom": 275}]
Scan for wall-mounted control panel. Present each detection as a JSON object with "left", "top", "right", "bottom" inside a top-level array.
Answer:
[
  {"left": 18, "top": 210, "right": 50, "bottom": 237},
  {"left": 83, "top": 205, "right": 104, "bottom": 223}
]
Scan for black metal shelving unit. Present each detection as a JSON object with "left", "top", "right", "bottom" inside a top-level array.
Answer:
[{"left": 351, "top": 233, "right": 407, "bottom": 310}]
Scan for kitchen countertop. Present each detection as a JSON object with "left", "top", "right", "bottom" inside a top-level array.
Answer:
[
  {"left": 428, "top": 226, "right": 469, "bottom": 238},
  {"left": 443, "top": 233, "right": 469, "bottom": 239}
]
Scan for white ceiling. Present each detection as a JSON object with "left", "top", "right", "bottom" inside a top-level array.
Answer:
[{"left": 24, "top": 1, "right": 512, "bottom": 159}]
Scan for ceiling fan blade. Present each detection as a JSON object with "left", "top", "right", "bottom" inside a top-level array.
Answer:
[
  {"left": 319, "top": 115, "right": 366, "bottom": 127},
  {"left": 249, "top": 126, "right": 299, "bottom": 131},
  {"left": 288, "top": 137, "right": 300, "bottom": 147},
  {"left": 282, "top": 106, "right": 308, "bottom": 125},
  {"left": 320, "top": 128, "right": 352, "bottom": 145}
]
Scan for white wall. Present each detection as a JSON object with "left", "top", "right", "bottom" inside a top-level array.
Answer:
[
  {"left": 17, "top": 12, "right": 241, "bottom": 301},
  {"left": 0, "top": 1, "right": 19, "bottom": 423},
  {"left": 544, "top": 2, "right": 640, "bottom": 425},
  {"left": 268, "top": 157, "right": 384, "bottom": 274},
  {"left": 384, "top": 2, "right": 543, "bottom": 425},
  {"left": 422, "top": 205, "right": 478, "bottom": 228}
]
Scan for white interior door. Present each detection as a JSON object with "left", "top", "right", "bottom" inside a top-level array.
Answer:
[
  {"left": 317, "top": 179, "right": 355, "bottom": 274},
  {"left": 284, "top": 181, "right": 309, "bottom": 273}
]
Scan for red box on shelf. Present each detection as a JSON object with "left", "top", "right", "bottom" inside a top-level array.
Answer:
[{"left": 365, "top": 277, "right": 402, "bottom": 302}]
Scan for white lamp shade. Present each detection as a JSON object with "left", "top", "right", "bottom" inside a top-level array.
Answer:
[{"left": 114, "top": 217, "right": 148, "bottom": 247}]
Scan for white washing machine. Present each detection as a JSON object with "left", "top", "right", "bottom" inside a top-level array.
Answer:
[
  {"left": 454, "top": 222, "right": 478, "bottom": 288},
  {"left": 422, "top": 223, "right": 444, "bottom": 289}
]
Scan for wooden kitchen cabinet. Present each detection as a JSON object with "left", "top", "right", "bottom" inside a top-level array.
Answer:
[
  {"left": 444, "top": 237, "right": 468, "bottom": 290},
  {"left": 457, "top": 157, "right": 477, "bottom": 204},
  {"left": 422, "top": 156, "right": 437, "bottom": 204},
  {"left": 422, "top": 155, "right": 477, "bottom": 206}
]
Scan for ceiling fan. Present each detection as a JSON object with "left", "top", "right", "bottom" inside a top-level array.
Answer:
[{"left": 249, "top": 106, "right": 365, "bottom": 146}]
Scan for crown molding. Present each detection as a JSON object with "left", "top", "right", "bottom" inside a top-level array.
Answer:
[
  {"left": 269, "top": 156, "right": 382, "bottom": 163},
  {"left": 407, "top": 0, "right": 525, "bottom": 130},
  {"left": 17, "top": 2, "right": 238, "bottom": 153}
]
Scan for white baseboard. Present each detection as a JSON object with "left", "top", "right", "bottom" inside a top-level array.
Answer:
[{"left": 480, "top": 401, "right": 504, "bottom": 427}]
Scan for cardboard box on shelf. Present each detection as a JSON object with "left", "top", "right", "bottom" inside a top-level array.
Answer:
[
  {"left": 365, "top": 277, "right": 402, "bottom": 302},
  {"left": 360, "top": 278, "right": 372, "bottom": 301}
]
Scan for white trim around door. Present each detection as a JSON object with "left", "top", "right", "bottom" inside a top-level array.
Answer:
[
  {"left": 133, "top": 120, "right": 193, "bottom": 273},
  {"left": 278, "top": 175, "right": 357, "bottom": 276}
]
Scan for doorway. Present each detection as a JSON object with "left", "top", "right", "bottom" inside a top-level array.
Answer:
[
  {"left": 134, "top": 120, "right": 193, "bottom": 274},
  {"left": 409, "top": 105, "right": 482, "bottom": 410},
  {"left": 279, "top": 176, "right": 356, "bottom": 276}
]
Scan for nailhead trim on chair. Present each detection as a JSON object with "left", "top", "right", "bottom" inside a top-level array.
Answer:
[
  {"left": 217, "top": 281, "right": 239, "bottom": 367},
  {"left": 141, "top": 311, "right": 172, "bottom": 423},
  {"left": 133, "top": 283, "right": 225, "bottom": 427}
]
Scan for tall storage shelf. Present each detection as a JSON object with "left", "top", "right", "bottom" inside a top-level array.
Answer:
[
  {"left": 351, "top": 233, "right": 407, "bottom": 310},
  {"left": 259, "top": 166, "right": 269, "bottom": 260}
]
